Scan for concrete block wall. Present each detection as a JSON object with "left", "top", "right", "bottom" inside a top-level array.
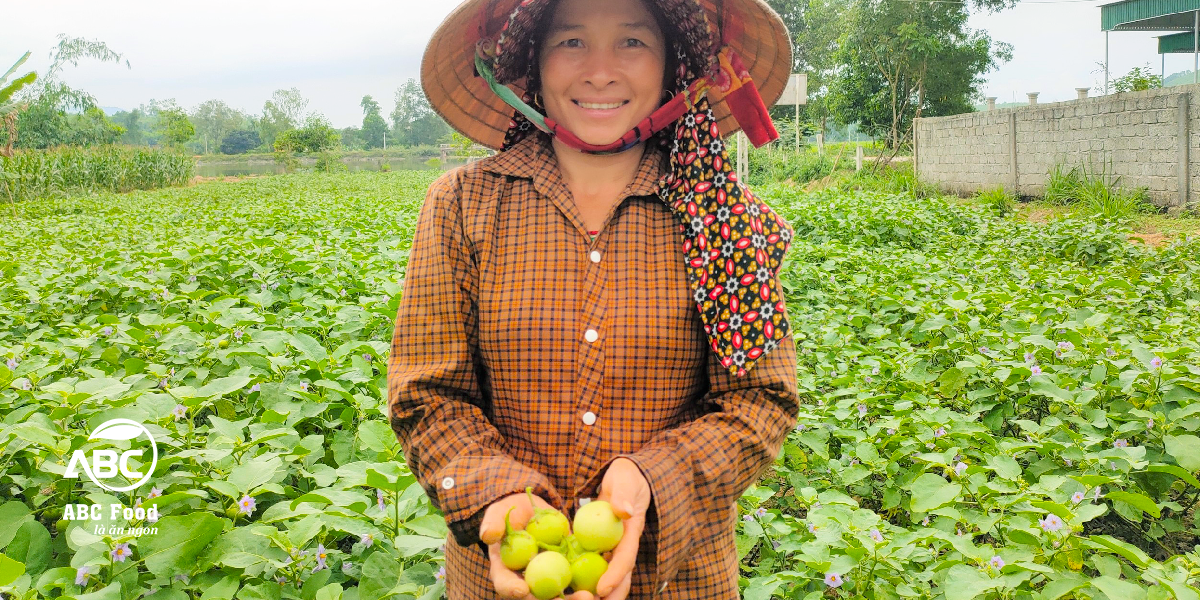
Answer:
[{"left": 914, "top": 83, "right": 1199, "bottom": 209}]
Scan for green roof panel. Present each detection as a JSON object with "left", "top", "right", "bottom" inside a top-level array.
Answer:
[
  {"left": 1158, "top": 30, "right": 1200, "bottom": 51},
  {"left": 1102, "top": 0, "right": 1200, "bottom": 31}
]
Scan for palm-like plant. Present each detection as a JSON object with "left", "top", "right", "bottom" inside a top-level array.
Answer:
[{"left": 1, "top": 52, "right": 38, "bottom": 158}]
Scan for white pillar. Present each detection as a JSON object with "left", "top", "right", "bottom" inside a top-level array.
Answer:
[
  {"left": 1105, "top": 31, "right": 1110, "bottom": 94},
  {"left": 1076, "top": 88, "right": 1090, "bottom": 100},
  {"left": 1027, "top": 92, "right": 1040, "bottom": 105},
  {"left": 1194, "top": 10, "right": 1198, "bottom": 84}
]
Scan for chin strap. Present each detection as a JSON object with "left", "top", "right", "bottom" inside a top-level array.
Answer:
[{"left": 475, "top": 45, "right": 779, "bottom": 154}]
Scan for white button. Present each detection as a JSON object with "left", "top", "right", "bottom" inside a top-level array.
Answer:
[
  {"left": 582, "top": 411, "right": 597, "bottom": 426},
  {"left": 584, "top": 329, "right": 599, "bottom": 343},
  {"left": 441, "top": 477, "right": 454, "bottom": 490},
  {"left": 589, "top": 250, "right": 602, "bottom": 263}
]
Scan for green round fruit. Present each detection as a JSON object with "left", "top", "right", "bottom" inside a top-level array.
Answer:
[
  {"left": 570, "top": 552, "right": 608, "bottom": 594},
  {"left": 218, "top": 339, "right": 229, "bottom": 348},
  {"left": 524, "top": 551, "right": 572, "bottom": 600},
  {"left": 500, "top": 530, "right": 539, "bottom": 571},
  {"left": 573, "top": 500, "right": 624, "bottom": 553},
  {"left": 526, "top": 509, "right": 570, "bottom": 546}
]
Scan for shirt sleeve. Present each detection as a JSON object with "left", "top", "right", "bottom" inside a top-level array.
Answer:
[
  {"left": 582, "top": 276, "right": 800, "bottom": 597},
  {"left": 387, "top": 171, "right": 564, "bottom": 550}
]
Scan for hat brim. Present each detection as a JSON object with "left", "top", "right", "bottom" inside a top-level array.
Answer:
[{"left": 421, "top": 0, "right": 793, "bottom": 151}]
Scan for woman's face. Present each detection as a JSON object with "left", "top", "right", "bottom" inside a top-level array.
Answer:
[{"left": 537, "top": 0, "right": 667, "bottom": 147}]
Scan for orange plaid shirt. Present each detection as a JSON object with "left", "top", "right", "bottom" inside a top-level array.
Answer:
[{"left": 387, "top": 132, "right": 800, "bottom": 599}]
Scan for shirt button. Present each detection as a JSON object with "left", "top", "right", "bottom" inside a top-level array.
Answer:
[
  {"left": 584, "top": 328, "right": 599, "bottom": 343},
  {"left": 441, "top": 477, "right": 454, "bottom": 490},
  {"left": 589, "top": 250, "right": 602, "bottom": 263},
  {"left": 582, "top": 411, "right": 597, "bottom": 426}
]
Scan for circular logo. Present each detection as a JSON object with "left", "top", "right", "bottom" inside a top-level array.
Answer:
[{"left": 75, "top": 418, "right": 159, "bottom": 492}]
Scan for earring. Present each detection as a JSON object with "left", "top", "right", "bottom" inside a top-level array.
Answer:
[{"left": 532, "top": 92, "right": 542, "bottom": 107}]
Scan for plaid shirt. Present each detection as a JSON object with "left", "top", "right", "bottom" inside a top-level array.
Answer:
[{"left": 387, "top": 133, "right": 800, "bottom": 599}]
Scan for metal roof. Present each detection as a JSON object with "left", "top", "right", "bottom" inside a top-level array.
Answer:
[
  {"left": 1101, "top": 0, "right": 1200, "bottom": 31},
  {"left": 1157, "top": 30, "right": 1200, "bottom": 51}
]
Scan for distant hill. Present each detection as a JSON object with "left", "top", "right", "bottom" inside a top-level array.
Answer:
[
  {"left": 100, "top": 106, "right": 125, "bottom": 116},
  {"left": 1164, "top": 70, "right": 1198, "bottom": 87}
]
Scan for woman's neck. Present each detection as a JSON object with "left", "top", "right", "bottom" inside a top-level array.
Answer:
[{"left": 550, "top": 137, "right": 646, "bottom": 202}]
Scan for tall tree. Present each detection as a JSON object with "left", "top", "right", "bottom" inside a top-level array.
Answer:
[
  {"left": 391, "top": 78, "right": 450, "bottom": 146},
  {"left": 765, "top": 0, "right": 846, "bottom": 135},
  {"left": 360, "top": 94, "right": 387, "bottom": 149},
  {"left": 155, "top": 105, "right": 194, "bottom": 150},
  {"left": 190, "top": 99, "right": 247, "bottom": 154},
  {"left": 828, "top": 0, "right": 1014, "bottom": 150},
  {"left": 258, "top": 88, "right": 308, "bottom": 150}
]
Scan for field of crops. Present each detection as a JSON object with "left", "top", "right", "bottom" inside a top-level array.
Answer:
[{"left": 1, "top": 170, "right": 1198, "bottom": 600}]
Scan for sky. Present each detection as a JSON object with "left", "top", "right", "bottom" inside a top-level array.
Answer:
[{"left": 4, "top": 0, "right": 1198, "bottom": 129}]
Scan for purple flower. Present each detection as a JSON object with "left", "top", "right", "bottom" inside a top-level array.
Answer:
[
  {"left": 872, "top": 366, "right": 880, "bottom": 375},
  {"left": 363, "top": 353, "right": 373, "bottom": 362},
  {"left": 342, "top": 561, "right": 354, "bottom": 573},
  {"left": 1113, "top": 439, "right": 1128, "bottom": 449},
  {"left": 435, "top": 566, "right": 446, "bottom": 581},
  {"left": 377, "top": 489, "right": 386, "bottom": 512},
  {"left": 934, "top": 427, "right": 947, "bottom": 438},
  {"left": 857, "top": 404, "right": 868, "bottom": 417},
  {"left": 233, "top": 330, "right": 244, "bottom": 340},
  {"left": 102, "top": 326, "right": 113, "bottom": 336},
  {"left": 807, "top": 522, "right": 817, "bottom": 533},
  {"left": 1057, "top": 341, "right": 1074, "bottom": 353},
  {"left": 887, "top": 428, "right": 896, "bottom": 435},
  {"left": 313, "top": 544, "right": 329, "bottom": 572},
  {"left": 755, "top": 507, "right": 768, "bottom": 518},
  {"left": 1093, "top": 487, "right": 1103, "bottom": 500},
  {"left": 1147, "top": 419, "right": 1154, "bottom": 430},
  {"left": 1150, "top": 357, "right": 1163, "bottom": 370},
  {"left": 172, "top": 404, "right": 187, "bottom": 420},
  {"left": 989, "top": 556, "right": 1005, "bottom": 569},
  {"left": 1024, "top": 352, "right": 1037, "bottom": 364},
  {"left": 75, "top": 566, "right": 90, "bottom": 586},
  {"left": 869, "top": 527, "right": 884, "bottom": 543},
  {"left": 1106, "top": 347, "right": 1116, "bottom": 357},
  {"left": 360, "top": 533, "right": 374, "bottom": 547},
  {"left": 954, "top": 462, "right": 968, "bottom": 477},
  {"left": 824, "top": 572, "right": 843, "bottom": 588},
  {"left": 147, "top": 487, "right": 163, "bottom": 499},
  {"left": 238, "top": 495, "right": 256, "bottom": 515},
  {"left": 19, "top": 378, "right": 34, "bottom": 390},
  {"left": 742, "top": 514, "right": 754, "bottom": 522},
  {"left": 189, "top": 275, "right": 197, "bottom": 282},
  {"left": 795, "top": 423, "right": 807, "bottom": 432},
  {"left": 157, "top": 377, "right": 169, "bottom": 390},
  {"left": 5, "top": 358, "right": 16, "bottom": 370},
  {"left": 1071, "top": 491, "right": 1085, "bottom": 504},
  {"left": 299, "top": 381, "right": 309, "bottom": 392},
  {"left": 1030, "top": 365, "right": 1043, "bottom": 377},
  {"left": 922, "top": 516, "right": 931, "bottom": 526},
  {"left": 250, "top": 383, "right": 260, "bottom": 393},
  {"left": 111, "top": 542, "right": 132, "bottom": 562},
  {"left": 1039, "top": 514, "right": 1064, "bottom": 532},
  {"left": 979, "top": 347, "right": 990, "bottom": 355},
  {"left": 772, "top": 540, "right": 781, "bottom": 550}
]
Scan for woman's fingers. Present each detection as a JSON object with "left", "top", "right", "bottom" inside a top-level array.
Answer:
[
  {"left": 600, "top": 572, "right": 632, "bottom": 600},
  {"left": 565, "top": 591, "right": 595, "bottom": 600},
  {"left": 595, "top": 514, "right": 644, "bottom": 597},
  {"left": 487, "top": 540, "right": 532, "bottom": 600}
]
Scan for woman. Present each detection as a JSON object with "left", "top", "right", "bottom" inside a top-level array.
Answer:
[{"left": 388, "top": 0, "right": 799, "bottom": 598}]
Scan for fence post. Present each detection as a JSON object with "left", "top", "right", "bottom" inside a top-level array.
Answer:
[
  {"left": 1179, "top": 91, "right": 1191, "bottom": 208},
  {"left": 1009, "top": 112, "right": 1019, "bottom": 196}
]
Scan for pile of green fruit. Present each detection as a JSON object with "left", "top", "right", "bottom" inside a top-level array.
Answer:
[{"left": 500, "top": 491, "right": 625, "bottom": 599}]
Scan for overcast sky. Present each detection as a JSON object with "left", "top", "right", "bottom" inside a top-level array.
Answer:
[{"left": 4, "top": 0, "right": 1197, "bottom": 129}]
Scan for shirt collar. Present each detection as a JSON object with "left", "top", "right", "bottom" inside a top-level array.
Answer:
[{"left": 481, "top": 133, "right": 668, "bottom": 198}]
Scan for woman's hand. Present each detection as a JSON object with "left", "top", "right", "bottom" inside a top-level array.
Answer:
[
  {"left": 481, "top": 492, "right": 592, "bottom": 600},
  {"left": 593, "top": 458, "right": 652, "bottom": 600}
]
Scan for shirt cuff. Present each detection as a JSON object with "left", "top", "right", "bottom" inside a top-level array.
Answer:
[{"left": 436, "top": 455, "right": 563, "bottom": 550}]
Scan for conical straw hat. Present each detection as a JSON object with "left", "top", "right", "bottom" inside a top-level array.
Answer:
[{"left": 421, "top": 0, "right": 793, "bottom": 150}]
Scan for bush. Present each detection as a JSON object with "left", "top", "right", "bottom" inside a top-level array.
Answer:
[
  {"left": 976, "top": 186, "right": 1017, "bottom": 217},
  {"left": 1042, "top": 160, "right": 1154, "bottom": 223}
]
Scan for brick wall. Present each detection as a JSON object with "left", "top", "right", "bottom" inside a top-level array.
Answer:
[{"left": 914, "top": 83, "right": 1199, "bottom": 209}]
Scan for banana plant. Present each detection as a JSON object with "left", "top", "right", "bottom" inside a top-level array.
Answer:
[{"left": 1, "top": 52, "right": 37, "bottom": 158}]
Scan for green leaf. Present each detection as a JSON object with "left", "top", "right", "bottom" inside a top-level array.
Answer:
[
  {"left": 744, "top": 575, "right": 784, "bottom": 600},
  {"left": 906, "top": 473, "right": 962, "bottom": 512},
  {"left": 137, "top": 513, "right": 226, "bottom": 578},
  {"left": 358, "top": 551, "right": 401, "bottom": 600},
  {"left": 227, "top": 455, "right": 282, "bottom": 493},
  {"left": 0, "top": 501, "right": 33, "bottom": 550},
  {"left": 1163, "top": 435, "right": 1200, "bottom": 472},
  {"left": 1105, "top": 491, "right": 1161, "bottom": 518},
  {"left": 1086, "top": 535, "right": 1151, "bottom": 568},
  {"left": 1143, "top": 464, "right": 1200, "bottom": 488},
  {"left": 196, "top": 376, "right": 253, "bottom": 399},
  {"left": 0, "top": 554, "right": 25, "bottom": 587},
  {"left": 290, "top": 333, "right": 328, "bottom": 362},
  {"left": 1092, "top": 576, "right": 1148, "bottom": 600},
  {"left": 71, "top": 582, "right": 123, "bottom": 600},
  {"left": 987, "top": 455, "right": 1022, "bottom": 480}
]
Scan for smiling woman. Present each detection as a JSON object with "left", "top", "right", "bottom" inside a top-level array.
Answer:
[{"left": 390, "top": 1, "right": 799, "bottom": 599}]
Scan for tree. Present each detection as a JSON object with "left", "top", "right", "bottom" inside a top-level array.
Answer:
[
  {"left": 765, "top": 0, "right": 847, "bottom": 135},
  {"left": 4, "top": 34, "right": 131, "bottom": 150},
  {"left": 828, "top": 0, "right": 1014, "bottom": 151},
  {"left": 220, "top": 129, "right": 261, "bottom": 154},
  {"left": 191, "top": 100, "right": 247, "bottom": 154},
  {"left": 257, "top": 88, "right": 307, "bottom": 151},
  {"left": 274, "top": 114, "right": 339, "bottom": 153},
  {"left": 1114, "top": 65, "right": 1162, "bottom": 93},
  {"left": 112, "top": 108, "right": 147, "bottom": 145},
  {"left": 391, "top": 78, "right": 450, "bottom": 146},
  {"left": 340, "top": 126, "right": 364, "bottom": 151},
  {"left": 360, "top": 95, "right": 387, "bottom": 149},
  {"left": 156, "top": 107, "right": 194, "bottom": 149}
]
